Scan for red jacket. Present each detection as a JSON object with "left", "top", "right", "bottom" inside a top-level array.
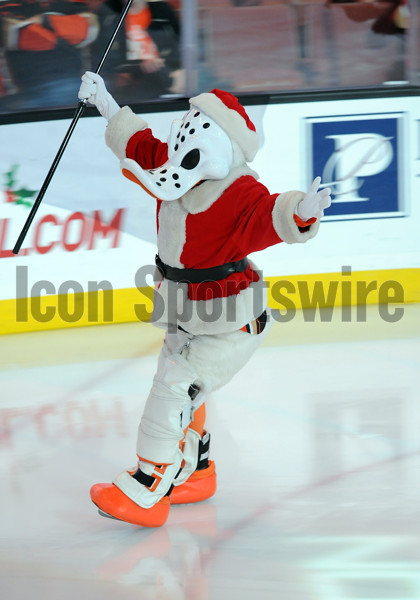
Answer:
[{"left": 107, "top": 107, "right": 319, "bottom": 334}]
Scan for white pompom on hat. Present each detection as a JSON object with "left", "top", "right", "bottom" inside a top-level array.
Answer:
[{"left": 189, "top": 88, "right": 259, "bottom": 162}]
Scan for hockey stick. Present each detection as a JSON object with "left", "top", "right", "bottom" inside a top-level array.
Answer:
[{"left": 13, "top": 0, "right": 134, "bottom": 255}]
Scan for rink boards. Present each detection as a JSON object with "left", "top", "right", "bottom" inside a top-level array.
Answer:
[{"left": 0, "top": 93, "right": 419, "bottom": 334}]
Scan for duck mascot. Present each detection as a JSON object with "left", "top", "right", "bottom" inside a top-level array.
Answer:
[{"left": 78, "top": 72, "right": 331, "bottom": 527}]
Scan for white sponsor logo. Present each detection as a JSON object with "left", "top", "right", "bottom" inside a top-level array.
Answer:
[{"left": 322, "top": 133, "right": 394, "bottom": 202}]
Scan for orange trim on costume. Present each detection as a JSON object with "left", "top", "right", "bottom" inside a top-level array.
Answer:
[
  {"left": 170, "top": 461, "right": 216, "bottom": 505},
  {"left": 189, "top": 403, "right": 206, "bottom": 437},
  {"left": 148, "top": 464, "right": 167, "bottom": 492},
  {"left": 293, "top": 214, "right": 317, "bottom": 228},
  {"left": 122, "top": 168, "right": 161, "bottom": 201},
  {"left": 188, "top": 460, "right": 216, "bottom": 482},
  {"left": 137, "top": 456, "right": 172, "bottom": 467}
]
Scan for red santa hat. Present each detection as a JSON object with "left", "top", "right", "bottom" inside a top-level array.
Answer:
[{"left": 189, "top": 89, "right": 259, "bottom": 162}]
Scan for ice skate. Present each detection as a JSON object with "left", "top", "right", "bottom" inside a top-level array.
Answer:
[
  {"left": 91, "top": 483, "right": 171, "bottom": 527},
  {"left": 171, "top": 429, "right": 217, "bottom": 505},
  {"left": 171, "top": 461, "right": 216, "bottom": 505},
  {"left": 91, "top": 430, "right": 216, "bottom": 525},
  {"left": 91, "top": 454, "right": 182, "bottom": 527}
]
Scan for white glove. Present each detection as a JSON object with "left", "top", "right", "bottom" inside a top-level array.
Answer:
[
  {"left": 296, "top": 176, "right": 331, "bottom": 221},
  {"left": 78, "top": 71, "right": 120, "bottom": 122}
]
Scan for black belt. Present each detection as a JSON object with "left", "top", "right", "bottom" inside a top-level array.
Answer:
[{"left": 155, "top": 254, "right": 249, "bottom": 284}]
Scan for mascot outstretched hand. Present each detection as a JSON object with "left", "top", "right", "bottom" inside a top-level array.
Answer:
[{"left": 78, "top": 72, "right": 331, "bottom": 527}]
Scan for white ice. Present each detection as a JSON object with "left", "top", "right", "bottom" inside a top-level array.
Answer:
[{"left": 1, "top": 305, "right": 419, "bottom": 600}]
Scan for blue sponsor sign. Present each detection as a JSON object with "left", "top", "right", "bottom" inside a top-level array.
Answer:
[{"left": 305, "top": 113, "right": 407, "bottom": 220}]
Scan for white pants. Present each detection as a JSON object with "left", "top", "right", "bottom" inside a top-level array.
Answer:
[{"left": 137, "top": 311, "right": 272, "bottom": 464}]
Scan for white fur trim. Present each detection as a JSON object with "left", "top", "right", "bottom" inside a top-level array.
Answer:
[
  {"left": 151, "top": 260, "right": 267, "bottom": 335},
  {"left": 190, "top": 93, "right": 259, "bottom": 162},
  {"left": 182, "top": 164, "right": 259, "bottom": 214},
  {"left": 105, "top": 106, "right": 148, "bottom": 160},
  {"left": 157, "top": 200, "right": 187, "bottom": 267},
  {"left": 231, "top": 140, "right": 247, "bottom": 168},
  {"left": 272, "top": 191, "right": 320, "bottom": 244}
]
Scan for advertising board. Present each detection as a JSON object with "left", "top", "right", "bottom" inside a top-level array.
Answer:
[{"left": 1, "top": 94, "right": 419, "bottom": 333}]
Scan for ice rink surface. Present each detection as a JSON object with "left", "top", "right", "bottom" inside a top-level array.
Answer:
[{"left": 1, "top": 305, "right": 419, "bottom": 600}]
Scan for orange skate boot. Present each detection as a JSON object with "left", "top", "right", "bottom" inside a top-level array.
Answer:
[{"left": 91, "top": 452, "right": 182, "bottom": 527}]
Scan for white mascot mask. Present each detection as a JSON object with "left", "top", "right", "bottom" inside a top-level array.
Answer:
[{"left": 120, "top": 106, "right": 234, "bottom": 201}]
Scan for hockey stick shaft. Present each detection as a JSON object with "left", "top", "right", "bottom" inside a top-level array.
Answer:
[{"left": 13, "top": 0, "right": 134, "bottom": 255}]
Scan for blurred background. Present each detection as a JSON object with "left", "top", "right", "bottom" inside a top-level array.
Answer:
[{"left": 0, "top": 0, "right": 417, "bottom": 112}]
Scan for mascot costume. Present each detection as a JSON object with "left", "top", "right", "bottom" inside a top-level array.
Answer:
[{"left": 78, "top": 72, "right": 331, "bottom": 527}]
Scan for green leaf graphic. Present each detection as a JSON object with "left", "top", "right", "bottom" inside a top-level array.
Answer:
[
  {"left": 4, "top": 164, "right": 18, "bottom": 188},
  {"left": 15, "top": 199, "right": 34, "bottom": 208},
  {"left": 3, "top": 165, "right": 38, "bottom": 209},
  {"left": 17, "top": 188, "right": 38, "bottom": 199}
]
